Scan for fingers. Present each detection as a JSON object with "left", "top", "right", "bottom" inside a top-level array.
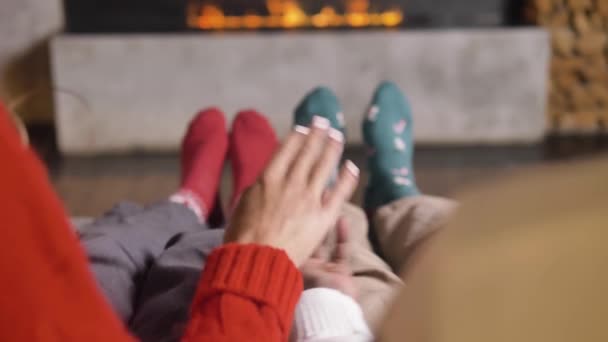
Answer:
[
  {"left": 336, "top": 218, "right": 349, "bottom": 246},
  {"left": 333, "top": 217, "right": 350, "bottom": 265},
  {"left": 311, "top": 248, "right": 323, "bottom": 259},
  {"left": 289, "top": 116, "right": 331, "bottom": 183},
  {"left": 263, "top": 126, "right": 308, "bottom": 181},
  {"left": 263, "top": 116, "right": 344, "bottom": 196},
  {"left": 309, "top": 128, "right": 344, "bottom": 192},
  {"left": 325, "top": 161, "right": 360, "bottom": 215}
]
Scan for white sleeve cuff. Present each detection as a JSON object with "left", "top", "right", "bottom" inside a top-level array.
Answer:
[{"left": 292, "top": 288, "right": 373, "bottom": 342}]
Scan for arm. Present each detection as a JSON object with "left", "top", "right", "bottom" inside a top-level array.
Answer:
[
  {"left": 182, "top": 244, "right": 303, "bottom": 341},
  {"left": 183, "top": 120, "right": 359, "bottom": 341},
  {"left": 0, "top": 116, "right": 300, "bottom": 342},
  {"left": 0, "top": 108, "right": 300, "bottom": 342},
  {"left": 0, "top": 107, "right": 357, "bottom": 341},
  {"left": 0, "top": 107, "right": 136, "bottom": 342}
]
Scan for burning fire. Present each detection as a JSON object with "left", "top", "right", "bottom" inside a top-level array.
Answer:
[{"left": 188, "top": 0, "right": 403, "bottom": 30}]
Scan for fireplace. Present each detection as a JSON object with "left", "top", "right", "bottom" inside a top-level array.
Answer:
[
  {"left": 63, "top": 0, "right": 525, "bottom": 33},
  {"left": 54, "top": 0, "right": 546, "bottom": 154},
  {"left": 187, "top": 0, "right": 403, "bottom": 30}
]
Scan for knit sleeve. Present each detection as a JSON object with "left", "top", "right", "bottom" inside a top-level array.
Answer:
[
  {"left": 181, "top": 243, "right": 304, "bottom": 342},
  {"left": 0, "top": 106, "right": 137, "bottom": 342}
]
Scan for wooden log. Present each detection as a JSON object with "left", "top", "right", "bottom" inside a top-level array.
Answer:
[
  {"left": 585, "top": 53, "right": 606, "bottom": 65},
  {"left": 555, "top": 71, "right": 579, "bottom": 92},
  {"left": 548, "top": 111, "right": 563, "bottom": 132},
  {"left": 551, "top": 56, "right": 585, "bottom": 74},
  {"left": 552, "top": 28, "right": 576, "bottom": 56},
  {"left": 552, "top": 10, "right": 571, "bottom": 27},
  {"left": 575, "top": 32, "right": 607, "bottom": 55},
  {"left": 565, "top": 96, "right": 576, "bottom": 111},
  {"left": 579, "top": 56, "right": 608, "bottom": 82},
  {"left": 599, "top": 111, "right": 608, "bottom": 126},
  {"left": 549, "top": 74, "right": 573, "bottom": 112},
  {"left": 548, "top": 110, "right": 562, "bottom": 120},
  {"left": 567, "top": 0, "right": 592, "bottom": 11},
  {"left": 581, "top": 69, "right": 608, "bottom": 83},
  {"left": 588, "top": 83, "right": 608, "bottom": 104},
  {"left": 572, "top": 111, "right": 601, "bottom": 131},
  {"left": 589, "top": 13, "right": 604, "bottom": 30},
  {"left": 550, "top": 87, "right": 569, "bottom": 110},
  {"left": 557, "top": 113, "right": 577, "bottom": 132},
  {"left": 575, "top": 111, "right": 601, "bottom": 132},
  {"left": 598, "top": 0, "right": 608, "bottom": 17},
  {"left": 554, "top": 0, "right": 568, "bottom": 10},
  {"left": 540, "top": 10, "right": 570, "bottom": 27},
  {"left": 573, "top": 12, "right": 592, "bottom": 35},
  {"left": 534, "top": 0, "right": 554, "bottom": 14},
  {"left": 558, "top": 112, "right": 600, "bottom": 134},
  {"left": 558, "top": 111, "right": 600, "bottom": 132},
  {"left": 569, "top": 84, "right": 597, "bottom": 110}
]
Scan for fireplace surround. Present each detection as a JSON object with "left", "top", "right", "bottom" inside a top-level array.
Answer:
[
  {"left": 53, "top": 0, "right": 547, "bottom": 154},
  {"left": 51, "top": 29, "right": 549, "bottom": 154}
]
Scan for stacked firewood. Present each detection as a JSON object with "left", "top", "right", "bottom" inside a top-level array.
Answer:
[{"left": 528, "top": 0, "right": 608, "bottom": 133}]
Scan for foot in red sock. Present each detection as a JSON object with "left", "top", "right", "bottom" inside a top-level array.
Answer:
[
  {"left": 177, "top": 107, "right": 228, "bottom": 220},
  {"left": 229, "top": 109, "right": 278, "bottom": 207}
]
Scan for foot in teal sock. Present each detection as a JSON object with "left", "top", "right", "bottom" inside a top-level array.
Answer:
[
  {"left": 363, "top": 81, "right": 420, "bottom": 210},
  {"left": 294, "top": 86, "right": 346, "bottom": 136},
  {"left": 294, "top": 86, "right": 345, "bottom": 185}
]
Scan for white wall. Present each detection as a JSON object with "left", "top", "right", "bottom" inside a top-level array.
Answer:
[{"left": 0, "top": 0, "right": 63, "bottom": 122}]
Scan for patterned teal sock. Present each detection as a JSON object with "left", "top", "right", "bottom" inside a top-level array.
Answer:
[
  {"left": 294, "top": 86, "right": 346, "bottom": 136},
  {"left": 363, "top": 81, "right": 420, "bottom": 210},
  {"left": 294, "top": 86, "right": 345, "bottom": 186}
]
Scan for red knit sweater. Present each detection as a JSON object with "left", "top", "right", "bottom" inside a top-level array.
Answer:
[{"left": 0, "top": 106, "right": 302, "bottom": 341}]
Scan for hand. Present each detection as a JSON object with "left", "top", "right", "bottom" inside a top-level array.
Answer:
[
  {"left": 224, "top": 117, "right": 360, "bottom": 266},
  {"left": 301, "top": 218, "right": 357, "bottom": 298}
]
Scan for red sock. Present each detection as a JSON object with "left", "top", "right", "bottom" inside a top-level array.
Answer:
[
  {"left": 179, "top": 107, "right": 228, "bottom": 219},
  {"left": 229, "top": 109, "right": 278, "bottom": 207}
]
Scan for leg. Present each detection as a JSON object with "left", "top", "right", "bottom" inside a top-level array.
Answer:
[
  {"left": 295, "top": 86, "right": 403, "bottom": 329},
  {"left": 129, "top": 229, "right": 225, "bottom": 342},
  {"left": 341, "top": 203, "right": 404, "bottom": 330},
  {"left": 373, "top": 195, "right": 457, "bottom": 274},
  {"left": 350, "top": 81, "right": 456, "bottom": 327},
  {"left": 130, "top": 110, "right": 278, "bottom": 341},
  {"left": 82, "top": 108, "right": 229, "bottom": 323},
  {"left": 80, "top": 201, "right": 204, "bottom": 322},
  {"left": 362, "top": 81, "right": 458, "bottom": 273},
  {"left": 362, "top": 81, "right": 420, "bottom": 211}
]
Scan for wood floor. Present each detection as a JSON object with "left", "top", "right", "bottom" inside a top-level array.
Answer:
[
  {"left": 23, "top": 121, "right": 600, "bottom": 218},
  {"left": 48, "top": 145, "right": 557, "bottom": 217}
]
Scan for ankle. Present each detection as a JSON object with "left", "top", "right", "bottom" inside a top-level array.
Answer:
[{"left": 170, "top": 189, "right": 205, "bottom": 222}]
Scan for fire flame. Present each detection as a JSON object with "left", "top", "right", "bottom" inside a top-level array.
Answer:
[{"left": 188, "top": 0, "right": 403, "bottom": 30}]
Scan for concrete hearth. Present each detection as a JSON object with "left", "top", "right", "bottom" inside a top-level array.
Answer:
[{"left": 51, "top": 29, "right": 549, "bottom": 154}]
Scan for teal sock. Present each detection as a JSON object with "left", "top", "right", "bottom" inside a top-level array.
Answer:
[
  {"left": 294, "top": 86, "right": 346, "bottom": 136},
  {"left": 294, "top": 86, "right": 345, "bottom": 186},
  {"left": 363, "top": 81, "right": 420, "bottom": 210}
]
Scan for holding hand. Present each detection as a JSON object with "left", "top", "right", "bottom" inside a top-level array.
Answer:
[
  {"left": 225, "top": 116, "right": 359, "bottom": 266},
  {"left": 301, "top": 218, "right": 357, "bottom": 298}
]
